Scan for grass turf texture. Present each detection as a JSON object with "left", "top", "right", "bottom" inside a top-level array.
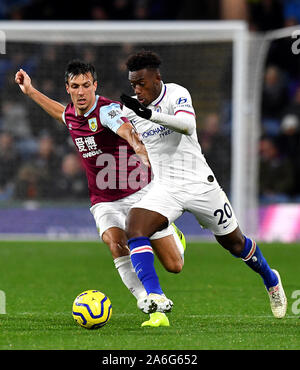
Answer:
[{"left": 0, "top": 240, "right": 299, "bottom": 350}]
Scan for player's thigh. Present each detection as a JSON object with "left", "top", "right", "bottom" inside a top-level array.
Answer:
[
  {"left": 127, "top": 182, "right": 183, "bottom": 236},
  {"left": 214, "top": 226, "right": 245, "bottom": 256},
  {"left": 90, "top": 186, "right": 154, "bottom": 239},
  {"left": 151, "top": 234, "right": 183, "bottom": 274},
  {"left": 90, "top": 200, "right": 128, "bottom": 255},
  {"left": 126, "top": 207, "right": 169, "bottom": 238},
  {"left": 189, "top": 186, "right": 238, "bottom": 236},
  {"left": 90, "top": 199, "right": 129, "bottom": 243},
  {"left": 92, "top": 207, "right": 126, "bottom": 239}
]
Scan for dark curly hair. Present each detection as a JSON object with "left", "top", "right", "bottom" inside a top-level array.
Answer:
[
  {"left": 65, "top": 59, "right": 97, "bottom": 84},
  {"left": 126, "top": 50, "right": 162, "bottom": 72}
]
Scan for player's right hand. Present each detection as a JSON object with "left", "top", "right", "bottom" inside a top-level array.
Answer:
[
  {"left": 15, "top": 69, "right": 32, "bottom": 95},
  {"left": 120, "top": 94, "right": 152, "bottom": 120}
]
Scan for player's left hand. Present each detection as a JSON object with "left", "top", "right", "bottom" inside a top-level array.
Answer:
[{"left": 120, "top": 94, "right": 152, "bottom": 120}]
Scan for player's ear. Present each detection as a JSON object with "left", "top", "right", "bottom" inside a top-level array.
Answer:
[
  {"left": 93, "top": 80, "right": 98, "bottom": 91},
  {"left": 155, "top": 69, "right": 161, "bottom": 82},
  {"left": 65, "top": 83, "right": 70, "bottom": 94},
  {"left": 154, "top": 71, "right": 161, "bottom": 89}
]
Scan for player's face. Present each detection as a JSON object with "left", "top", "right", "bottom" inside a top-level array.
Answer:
[
  {"left": 66, "top": 72, "right": 97, "bottom": 115},
  {"left": 128, "top": 68, "right": 162, "bottom": 106}
]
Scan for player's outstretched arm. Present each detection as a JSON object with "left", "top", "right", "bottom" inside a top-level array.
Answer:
[
  {"left": 120, "top": 94, "right": 195, "bottom": 136},
  {"left": 15, "top": 69, "right": 65, "bottom": 124},
  {"left": 117, "top": 121, "right": 151, "bottom": 168}
]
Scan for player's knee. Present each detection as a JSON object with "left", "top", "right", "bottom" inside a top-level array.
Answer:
[
  {"left": 102, "top": 229, "right": 129, "bottom": 258},
  {"left": 216, "top": 229, "right": 245, "bottom": 257},
  {"left": 104, "top": 239, "right": 129, "bottom": 259},
  {"left": 229, "top": 233, "right": 245, "bottom": 256},
  {"left": 164, "top": 259, "right": 183, "bottom": 274},
  {"left": 228, "top": 241, "right": 244, "bottom": 257},
  {"left": 169, "top": 263, "right": 183, "bottom": 274},
  {"left": 126, "top": 224, "right": 149, "bottom": 239},
  {"left": 126, "top": 229, "right": 143, "bottom": 240},
  {"left": 110, "top": 241, "right": 130, "bottom": 258}
]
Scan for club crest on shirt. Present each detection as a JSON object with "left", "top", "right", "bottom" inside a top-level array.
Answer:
[{"left": 88, "top": 117, "right": 98, "bottom": 132}]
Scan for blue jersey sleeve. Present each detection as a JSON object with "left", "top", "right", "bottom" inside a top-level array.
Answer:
[{"left": 100, "top": 103, "right": 126, "bottom": 133}]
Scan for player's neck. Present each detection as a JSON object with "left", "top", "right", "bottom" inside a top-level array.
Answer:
[
  {"left": 150, "top": 81, "right": 164, "bottom": 105},
  {"left": 75, "top": 96, "right": 97, "bottom": 116}
]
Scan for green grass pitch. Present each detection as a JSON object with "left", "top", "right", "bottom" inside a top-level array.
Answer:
[{"left": 0, "top": 240, "right": 299, "bottom": 350}]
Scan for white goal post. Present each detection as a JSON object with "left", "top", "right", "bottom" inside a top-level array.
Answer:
[{"left": 0, "top": 20, "right": 256, "bottom": 238}]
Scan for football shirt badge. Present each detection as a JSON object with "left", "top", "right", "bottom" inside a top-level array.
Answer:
[{"left": 88, "top": 117, "right": 98, "bottom": 132}]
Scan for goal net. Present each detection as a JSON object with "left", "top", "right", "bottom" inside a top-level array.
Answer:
[{"left": 0, "top": 21, "right": 259, "bottom": 240}]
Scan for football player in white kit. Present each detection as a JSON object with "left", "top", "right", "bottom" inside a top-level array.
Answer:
[{"left": 121, "top": 50, "right": 287, "bottom": 319}]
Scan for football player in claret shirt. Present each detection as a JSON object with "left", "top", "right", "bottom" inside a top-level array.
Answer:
[
  {"left": 15, "top": 59, "right": 186, "bottom": 327},
  {"left": 120, "top": 50, "right": 287, "bottom": 319}
]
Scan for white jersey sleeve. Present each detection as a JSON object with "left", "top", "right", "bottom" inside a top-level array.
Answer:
[
  {"left": 150, "top": 85, "right": 196, "bottom": 135},
  {"left": 168, "top": 85, "right": 195, "bottom": 117}
]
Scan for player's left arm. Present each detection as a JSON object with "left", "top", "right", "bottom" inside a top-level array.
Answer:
[
  {"left": 120, "top": 89, "right": 196, "bottom": 136},
  {"left": 100, "top": 103, "right": 150, "bottom": 168}
]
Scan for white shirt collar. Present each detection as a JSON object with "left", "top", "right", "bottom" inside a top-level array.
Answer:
[{"left": 150, "top": 82, "right": 166, "bottom": 107}]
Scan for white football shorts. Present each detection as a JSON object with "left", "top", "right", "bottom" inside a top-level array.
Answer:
[
  {"left": 131, "top": 181, "right": 239, "bottom": 236},
  {"left": 90, "top": 182, "right": 174, "bottom": 240}
]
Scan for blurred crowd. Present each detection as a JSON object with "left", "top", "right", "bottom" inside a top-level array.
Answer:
[
  {"left": 0, "top": 131, "right": 89, "bottom": 202},
  {"left": 258, "top": 0, "right": 300, "bottom": 204},
  {"left": 0, "top": 0, "right": 297, "bottom": 27},
  {"left": 0, "top": 43, "right": 96, "bottom": 203},
  {"left": 0, "top": 0, "right": 219, "bottom": 21},
  {"left": 0, "top": 0, "right": 300, "bottom": 205}
]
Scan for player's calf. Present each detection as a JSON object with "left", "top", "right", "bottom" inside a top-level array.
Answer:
[
  {"left": 218, "top": 230, "right": 287, "bottom": 318},
  {"left": 240, "top": 235, "right": 278, "bottom": 290},
  {"left": 216, "top": 229, "right": 278, "bottom": 290},
  {"left": 102, "top": 227, "right": 148, "bottom": 301},
  {"left": 240, "top": 236, "right": 287, "bottom": 318},
  {"left": 151, "top": 234, "right": 184, "bottom": 274},
  {"left": 129, "top": 236, "right": 164, "bottom": 295}
]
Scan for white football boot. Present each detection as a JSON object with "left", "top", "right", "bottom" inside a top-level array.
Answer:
[
  {"left": 137, "top": 293, "right": 173, "bottom": 314},
  {"left": 267, "top": 269, "right": 287, "bottom": 319}
]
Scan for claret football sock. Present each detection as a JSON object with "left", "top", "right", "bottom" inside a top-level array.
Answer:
[
  {"left": 128, "top": 236, "right": 164, "bottom": 295},
  {"left": 240, "top": 236, "right": 278, "bottom": 290}
]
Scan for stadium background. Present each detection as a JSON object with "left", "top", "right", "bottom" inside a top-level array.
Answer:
[{"left": 0, "top": 0, "right": 300, "bottom": 242}]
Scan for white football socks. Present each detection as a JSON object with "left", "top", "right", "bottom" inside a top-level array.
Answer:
[{"left": 114, "top": 255, "right": 147, "bottom": 300}]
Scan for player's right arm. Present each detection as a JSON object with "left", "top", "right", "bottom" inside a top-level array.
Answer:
[
  {"left": 121, "top": 88, "right": 196, "bottom": 136},
  {"left": 15, "top": 69, "right": 65, "bottom": 124},
  {"left": 116, "top": 120, "right": 150, "bottom": 168}
]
